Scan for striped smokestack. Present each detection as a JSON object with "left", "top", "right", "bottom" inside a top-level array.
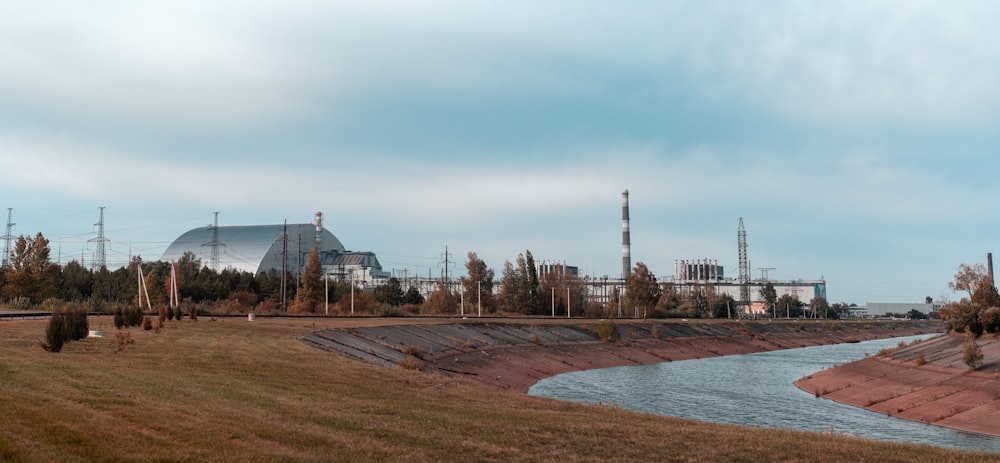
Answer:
[{"left": 622, "top": 189, "right": 631, "bottom": 280}]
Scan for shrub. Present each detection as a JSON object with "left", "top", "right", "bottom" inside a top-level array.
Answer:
[
  {"left": 650, "top": 324, "right": 661, "bottom": 339},
  {"left": 916, "top": 352, "right": 926, "bottom": 366},
  {"left": 963, "top": 333, "right": 984, "bottom": 370},
  {"left": 142, "top": 317, "right": 153, "bottom": 331},
  {"left": 69, "top": 307, "right": 89, "bottom": 341},
  {"left": 40, "top": 309, "right": 67, "bottom": 353},
  {"left": 374, "top": 304, "right": 405, "bottom": 317},
  {"left": 595, "top": 320, "right": 620, "bottom": 342},
  {"left": 114, "top": 306, "right": 126, "bottom": 329},
  {"left": 530, "top": 332, "right": 542, "bottom": 345},
  {"left": 402, "top": 345, "right": 425, "bottom": 359},
  {"left": 399, "top": 354, "right": 423, "bottom": 370}
]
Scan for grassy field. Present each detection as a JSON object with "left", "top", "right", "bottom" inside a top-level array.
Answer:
[{"left": 0, "top": 315, "right": 995, "bottom": 462}]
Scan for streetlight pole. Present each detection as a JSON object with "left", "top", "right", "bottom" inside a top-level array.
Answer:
[{"left": 478, "top": 281, "right": 482, "bottom": 317}]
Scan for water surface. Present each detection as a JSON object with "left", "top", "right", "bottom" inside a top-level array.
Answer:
[{"left": 529, "top": 334, "right": 1000, "bottom": 452}]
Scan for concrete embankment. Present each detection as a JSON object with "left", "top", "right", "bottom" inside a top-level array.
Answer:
[
  {"left": 795, "top": 333, "right": 1000, "bottom": 437},
  {"left": 301, "top": 319, "right": 942, "bottom": 393}
]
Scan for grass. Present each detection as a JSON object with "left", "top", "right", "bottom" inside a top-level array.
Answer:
[{"left": 0, "top": 316, "right": 993, "bottom": 462}]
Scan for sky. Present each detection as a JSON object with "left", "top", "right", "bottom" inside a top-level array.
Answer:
[{"left": 2, "top": 1, "right": 999, "bottom": 305}]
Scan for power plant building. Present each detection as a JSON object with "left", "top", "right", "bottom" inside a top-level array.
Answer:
[{"left": 160, "top": 214, "right": 389, "bottom": 284}]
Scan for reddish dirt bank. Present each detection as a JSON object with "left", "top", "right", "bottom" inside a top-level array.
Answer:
[
  {"left": 796, "top": 333, "right": 1000, "bottom": 437},
  {"left": 302, "top": 319, "right": 942, "bottom": 393}
]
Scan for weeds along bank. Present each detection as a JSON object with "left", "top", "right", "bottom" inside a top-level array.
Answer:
[{"left": 303, "top": 319, "right": 944, "bottom": 392}]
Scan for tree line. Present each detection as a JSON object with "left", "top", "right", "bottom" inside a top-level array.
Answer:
[{"left": 3, "top": 232, "right": 833, "bottom": 318}]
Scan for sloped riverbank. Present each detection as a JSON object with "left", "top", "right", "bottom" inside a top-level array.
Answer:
[
  {"left": 302, "top": 319, "right": 942, "bottom": 392},
  {"left": 796, "top": 333, "right": 1000, "bottom": 437}
]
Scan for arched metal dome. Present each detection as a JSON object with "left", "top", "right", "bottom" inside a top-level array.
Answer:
[{"left": 160, "top": 224, "right": 346, "bottom": 275}]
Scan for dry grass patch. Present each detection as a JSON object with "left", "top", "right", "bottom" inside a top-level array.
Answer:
[{"left": 0, "top": 316, "right": 992, "bottom": 462}]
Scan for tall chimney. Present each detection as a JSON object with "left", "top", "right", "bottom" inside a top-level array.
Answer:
[
  {"left": 990, "top": 252, "right": 995, "bottom": 288},
  {"left": 622, "top": 189, "right": 631, "bottom": 280}
]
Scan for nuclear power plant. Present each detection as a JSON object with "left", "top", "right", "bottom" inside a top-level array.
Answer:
[{"left": 160, "top": 212, "right": 390, "bottom": 284}]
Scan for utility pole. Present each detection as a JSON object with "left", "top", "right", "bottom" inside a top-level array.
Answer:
[
  {"left": 281, "top": 220, "right": 288, "bottom": 306},
  {"left": 758, "top": 267, "right": 775, "bottom": 281},
  {"left": 1, "top": 208, "right": 14, "bottom": 268}
]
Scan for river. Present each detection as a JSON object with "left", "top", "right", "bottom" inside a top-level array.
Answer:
[{"left": 528, "top": 334, "right": 1000, "bottom": 452}]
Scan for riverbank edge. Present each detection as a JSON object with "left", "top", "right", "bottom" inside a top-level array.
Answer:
[
  {"left": 795, "top": 333, "right": 1000, "bottom": 437},
  {"left": 302, "top": 319, "right": 943, "bottom": 394}
]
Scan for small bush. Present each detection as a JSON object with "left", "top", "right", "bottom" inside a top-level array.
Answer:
[
  {"left": 142, "top": 317, "right": 153, "bottom": 331},
  {"left": 651, "top": 324, "right": 661, "bottom": 339},
  {"left": 40, "top": 309, "right": 67, "bottom": 353},
  {"left": 916, "top": 352, "right": 926, "bottom": 366},
  {"left": 402, "top": 345, "right": 425, "bottom": 359},
  {"left": 595, "top": 320, "right": 620, "bottom": 342},
  {"left": 963, "top": 333, "right": 984, "bottom": 370},
  {"left": 115, "top": 331, "right": 134, "bottom": 353},
  {"left": 530, "top": 332, "right": 542, "bottom": 345},
  {"left": 374, "top": 304, "right": 405, "bottom": 317},
  {"left": 399, "top": 354, "right": 423, "bottom": 370}
]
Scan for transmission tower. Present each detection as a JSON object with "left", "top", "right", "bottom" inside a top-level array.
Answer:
[
  {"left": 88, "top": 207, "right": 109, "bottom": 270},
  {"left": 439, "top": 245, "right": 455, "bottom": 289},
  {"left": 1, "top": 208, "right": 14, "bottom": 268},
  {"left": 737, "top": 217, "right": 750, "bottom": 318},
  {"left": 202, "top": 212, "right": 225, "bottom": 272}
]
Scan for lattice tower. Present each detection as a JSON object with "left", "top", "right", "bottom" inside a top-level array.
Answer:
[{"left": 738, "top": 217, "right": 750, "bottom": 317}]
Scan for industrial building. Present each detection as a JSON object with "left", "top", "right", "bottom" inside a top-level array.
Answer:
[{"left": 160, "top": 213, "right": 389, "bottom": 284}]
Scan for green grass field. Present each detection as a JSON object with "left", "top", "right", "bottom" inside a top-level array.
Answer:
[{"left": 0, "top": 316, "right": 994, "bottom": 462}]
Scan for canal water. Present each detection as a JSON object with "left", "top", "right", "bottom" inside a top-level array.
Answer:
[{"left": 528, "top": 334, "right": 1000, "bottom": 452}]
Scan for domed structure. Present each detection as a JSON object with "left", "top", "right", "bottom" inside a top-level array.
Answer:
[{"left": 160, "top": 223, "right": 346, "bottom": 275}]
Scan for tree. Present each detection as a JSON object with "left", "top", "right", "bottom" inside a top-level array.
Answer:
[
  {"left": 941, "top": 263, "right": 1000, "bottom": 336},
  {"left": 2, "top": 233, "right": 58, "bottom": 304},
  {"left": 625, "top": 262, "right": 661, "bottom": 318},
  {"left": 373, "top": 277, "right": 404, "bottom": 307},
  {"left": 760, "top": 282, "right": 778, "bottom": 318},
  {"left": 776, "top": 294, "right": 803, "bottom": 318},
  {"left": 402, "top": 286, "right": 424, "bottom": 305},
  {"left": 524, "top": 251, "right": 540, "bottom": 314},
  {"left": 809, "top": 296, "right": 831, "bottom": 319},
  {"left": 497, "top": 251, "right": 540, "bottom": 314},
  {"left": 462, "top": 252, "right": 495, "bottom": 313},
  {"left": 292, "top": 246, "right": 324, "bottom": 312},
  {"left": 59, "top": 260, "right": 93, "bottom": 302}
]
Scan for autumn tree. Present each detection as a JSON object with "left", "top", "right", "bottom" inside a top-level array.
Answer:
[
  {"left": 760, "top": 282, "right": 778, "bottom": 318},
  {"left": 2, "top": 233, "right": 59, "bottom": 304},
  {"left": 941, "top": 263, "right": 1000, "bottom": 336},
  {"left": 537, "top": 267, "right": 587, "bottom": 317},
  {"left": 497, "top": 251, "right": 540, "bottom": 314},
  {"left": 292, "top": 246, "right": 324, "bottom": 312},
  {"left": 462, "top": 252, "right": 495, "bottom": 313},
  {"left": 624, "top": 262, "right": 661, "bottom": 318}
]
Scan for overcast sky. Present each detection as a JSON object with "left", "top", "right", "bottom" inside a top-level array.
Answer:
[{"left": 2, "top": 1, "right": 999, "bottom": 304}]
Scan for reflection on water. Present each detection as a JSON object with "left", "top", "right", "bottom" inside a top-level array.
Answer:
[{"left": 528, "top": 334, "right": 1000, "bottom": 452}]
